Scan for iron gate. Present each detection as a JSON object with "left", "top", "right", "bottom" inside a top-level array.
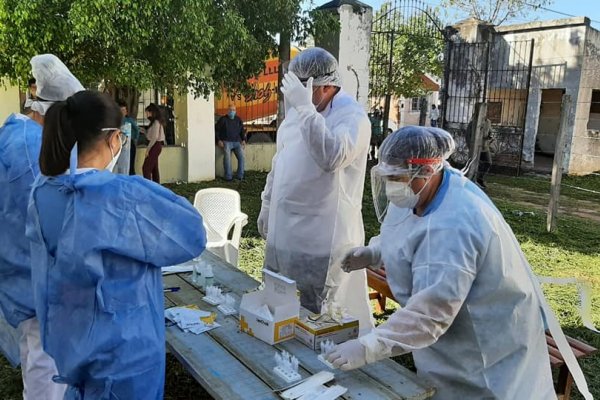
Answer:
[
  {"left": 442, "top": 38, "right": 534, "bottom": 174},
  {"left": 369, "top": 0, "right": 446, "bottom": 134}
]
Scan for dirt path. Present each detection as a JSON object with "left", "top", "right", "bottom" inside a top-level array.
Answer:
[{"left": 486, "top": 182, "right": 600, "bottom": 223}]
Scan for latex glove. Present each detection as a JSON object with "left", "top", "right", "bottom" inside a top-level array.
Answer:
[
  {"left": 341, "top": 246, "right": 381, "bottom": 272},
  {"left": 257, "top": 204, "right": 269, "bottom": 239},
  {"left": 280, "top": 72, "right": 314, "bottom": 112},
  {"left": 326, "top": 339, "right": 367, "bottom": 371}
]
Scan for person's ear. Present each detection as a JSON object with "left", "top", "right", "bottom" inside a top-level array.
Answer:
[
  {"left": 421, "top": 165, "right": 435, "bottom": 177},
  {"left": 109, "top": 130, "right": 120, "bottom": 148}
]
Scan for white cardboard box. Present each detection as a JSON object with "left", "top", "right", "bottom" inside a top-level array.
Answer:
[
  {"left": 294, "top": 309, "right": 359, "bottom": 351},
  {"left": 239, "top": 269, "right": 300, "bottom": 345}
]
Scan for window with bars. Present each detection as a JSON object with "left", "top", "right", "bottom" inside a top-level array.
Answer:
[{"left": 411, "top": 98, "right": 420, "bottom": 112}]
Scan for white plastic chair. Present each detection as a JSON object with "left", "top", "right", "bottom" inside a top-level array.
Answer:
[{"left": 193, "top": 188, "right": 248, "bottom": 267}]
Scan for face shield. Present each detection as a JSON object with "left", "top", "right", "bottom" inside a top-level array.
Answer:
[{"left": 371, "top": 158, "right": 444, "bottom": 222}]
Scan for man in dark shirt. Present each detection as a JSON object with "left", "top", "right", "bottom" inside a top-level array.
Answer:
[{"left": 215, "top": 104, "right": 246, "bottom": 181}]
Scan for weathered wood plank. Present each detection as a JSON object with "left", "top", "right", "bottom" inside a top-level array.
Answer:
[
  {"left": 547, "top": 95, "right": 572, "bottom": 232},
  {"left": 166, "top": 326, "right": 277, "bottom": 400},
  {"left": 165, "top": 259, "right": 434, "bottom": 399}
]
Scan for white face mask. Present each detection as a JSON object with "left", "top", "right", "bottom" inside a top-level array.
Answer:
[
  {"left": 386, "top": 180, "right": 419, "bottom": 209},
  {"left": 105, "top": 140, "right": 122, "bottom": 172}
]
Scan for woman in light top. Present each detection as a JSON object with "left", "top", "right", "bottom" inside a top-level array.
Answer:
[{"left": 142, "top": 103, "right": 165, "bottom": 183}]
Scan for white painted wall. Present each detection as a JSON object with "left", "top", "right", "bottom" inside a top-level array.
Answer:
[
  {"left": 133, "top": 145, "right": 187, "bottom": 183},
  {"left": 337, "top": 4, "right": 373, "bottom": 111},
  {"left": 397, "top": 93, "right": 440, "bottom": 128},
  {"left": 186, "top": 93, "right": 216, "bottom": 182},
  {"left": 0, "top": 83, "right": 21, "bottom": 122},
  {"left": 568, "top": 25, "right": 600, "bottom": 174}
]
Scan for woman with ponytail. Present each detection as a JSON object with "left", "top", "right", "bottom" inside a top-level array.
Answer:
[
  {"left": 142, "top": 103, "right": 165, "bottom": 183},
  {"left": 27, "top": 90, "right": 207, "bottom": 399}
]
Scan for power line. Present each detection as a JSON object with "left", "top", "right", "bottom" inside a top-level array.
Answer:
[{"left": 525, "top": 3, "right": 600, "bottom": 25}]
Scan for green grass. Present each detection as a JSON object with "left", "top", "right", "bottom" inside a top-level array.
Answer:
[
  {"left": 488, "top": 172, "right": 600, "bottom": 203},
  {"left": 1, "top": 169, "right": 598, "bottom": 399}
]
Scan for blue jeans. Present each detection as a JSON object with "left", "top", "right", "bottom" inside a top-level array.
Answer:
[{"left": 223, "top": 141, "right": 245, "bottom": 180}]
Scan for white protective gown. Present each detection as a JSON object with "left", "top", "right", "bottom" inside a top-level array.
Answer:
[
  {"left": 359, "top": 168, "right": 556, "bottom": 399},
  {"left": 261, "top": 90, "right": 374, "bottom": 332}
]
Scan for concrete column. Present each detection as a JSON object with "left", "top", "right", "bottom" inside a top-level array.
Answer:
[
  {"left": 316, "top": 1, "right": 373, "bottom": 111},
  {"left": 186, "top": 93, "right": 216, "bottom": 182},
  {"left": 522, "top": 88, "right": 541, "bottom": 164}
]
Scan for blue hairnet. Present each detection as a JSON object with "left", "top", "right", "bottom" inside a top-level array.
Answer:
[
  {"left": 379, "top": 126, "right": 456, "bottom": 169},
  {"left": 289, "top": 47, "right": 341, "bottom": 87}
]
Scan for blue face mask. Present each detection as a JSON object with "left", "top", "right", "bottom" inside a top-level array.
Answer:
[{"left": 228, "top": 111, "right": 236, "bottom": 119}]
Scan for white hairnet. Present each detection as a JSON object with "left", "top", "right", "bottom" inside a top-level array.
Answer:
[
  {"left": 288, "top": 47, "right": 341, "bottom": 87},
  {"left": 30, "top": 54, "right": 84, "bottom": 115},
  {"left": 379, "top": 126, "right": 456, "bottom": 171}
]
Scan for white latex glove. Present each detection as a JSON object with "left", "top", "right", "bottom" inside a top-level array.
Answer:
[
  {"left": 257, "top": 204, "right": 269, "bottom": 240},
  {"left": 341, "top": 246, "right": 382, "bottom": 272},
  {"left": 325, "top": 339, "right": 367, "bottom": 371},
  {"left": 280, "top": 72, "right": 314, "bottom": 112}
]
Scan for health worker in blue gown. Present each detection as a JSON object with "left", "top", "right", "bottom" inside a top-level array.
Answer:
[
  {"left": 26, "top": 90, "right": 207, "bottom": 399},
  {"left": 0, "top": 53, "right": 84, "bottom": 400}
]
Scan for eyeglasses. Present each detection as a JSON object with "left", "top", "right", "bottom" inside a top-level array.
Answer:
[{"left": 101, "top": 128, "right": 126, "bottom": 146}]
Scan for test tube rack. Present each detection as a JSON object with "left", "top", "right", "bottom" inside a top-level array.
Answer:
[
  {"left": 202, "top": 285, "right": 225, "bottom": 306},
  {"left": 273, "top": 350, "right": 301, "bottom": 383},
  {"left": 217, "top": 294, "right": 237, "bottom": 316},
  {"left": 317, "top": 339, "right": 336, "bottom": 369}
]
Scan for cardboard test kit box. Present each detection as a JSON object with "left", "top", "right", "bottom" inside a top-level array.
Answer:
[
  {"left": 294, "top": 309, "right": 359, "bottom": 351},
  {"left": 239, "top": 269, "right": 300, "bottom": 345}
]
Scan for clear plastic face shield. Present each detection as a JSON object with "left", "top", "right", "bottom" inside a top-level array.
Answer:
[{"left": 371, "top": 158, "right": 443, "bottom": 222}]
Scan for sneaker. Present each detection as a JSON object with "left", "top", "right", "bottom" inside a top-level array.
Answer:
[{"left": 476, "top": 178, "right": 487, "bottom": 189}]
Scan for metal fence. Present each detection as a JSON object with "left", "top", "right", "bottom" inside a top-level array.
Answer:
[{"left": 442, "top": 38, "right": 534, "bottom": 174}]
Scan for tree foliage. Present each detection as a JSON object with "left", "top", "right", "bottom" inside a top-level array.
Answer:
[
  {"left": 441, "top": 0, "right": 553, "bottom": 25},
  {"left": 370, "top": 2, "right": 445, "bottom": 99},
  {"left": 0, "top": 0, "right": 326, "bottom": 97}
]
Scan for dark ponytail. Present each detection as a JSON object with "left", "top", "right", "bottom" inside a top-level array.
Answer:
[
  {"left": 145, "top": 103, "right": 165, "bottom": 127},
  {"left": 40, "top": 90, "right": 122, "bottom": 176}
]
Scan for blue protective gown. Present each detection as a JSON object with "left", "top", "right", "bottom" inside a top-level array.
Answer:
[
  {"left": 0, "top": 114, "right": 41, "bottom": 365},
  {"left": 26, "top": 170, "right": 206, "bottom": 400}
]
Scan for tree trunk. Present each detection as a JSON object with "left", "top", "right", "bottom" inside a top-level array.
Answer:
[
  {"left": 277, "top": 31, "right": 291, "bottom": 129},
  {"left": 418, "top": 97, "right": 428, "bottom": 126}
]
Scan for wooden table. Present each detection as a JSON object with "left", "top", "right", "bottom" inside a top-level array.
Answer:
[{"left": 163, "top": 252, "right": 435, "bottom": 400}]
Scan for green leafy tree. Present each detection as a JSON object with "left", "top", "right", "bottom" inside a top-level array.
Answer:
[
  {"left": 370, "top": 2, "right": 445, "bottom": 100},
  {"left": 441, "top": 0, "right": 553, "bottom": 25},
  {"left": 0, "top": 0, "right": 329, "bottom": 112}
]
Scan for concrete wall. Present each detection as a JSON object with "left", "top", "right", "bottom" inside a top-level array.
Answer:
[
  {"left": 317, "top": 3, "right": 372, "bottom": 111},
  {"left": 0, "top": 82, "right": 21, "bottom": 122},
  {"left": 568, "top": 25, "right": 600, "bottom": 174},
  {"left": 133, "top": 145, "right": 187, "bottom": 183},
  {"left": 214, "top": 143, "right": 277, "bottom": 178},
  {"left": 497, "top": 18, "right": 588, "bottom": 171}
]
